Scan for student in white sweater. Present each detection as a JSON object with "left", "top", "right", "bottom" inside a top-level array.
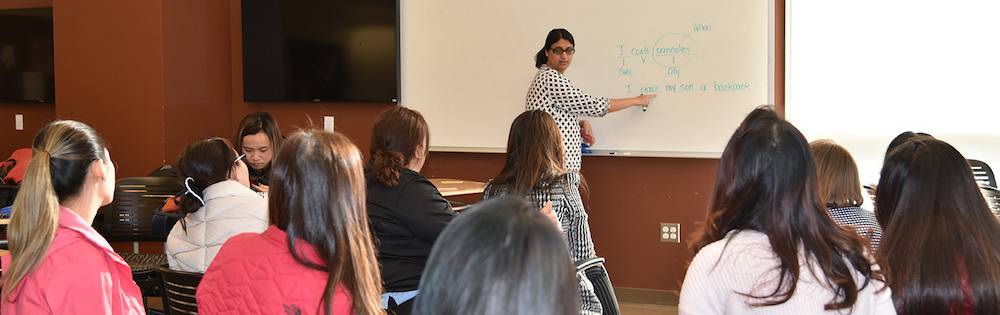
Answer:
[
  {"left": 679, "top": 107, "right": 896, "bottom": 315},
  {"left": 166, "top": 137, "right": 268, "bottom": 273}
]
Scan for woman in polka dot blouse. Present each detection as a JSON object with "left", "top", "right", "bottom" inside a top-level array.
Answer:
[{"left": 526, "top": 28, "right": 657, "bottom": 174}]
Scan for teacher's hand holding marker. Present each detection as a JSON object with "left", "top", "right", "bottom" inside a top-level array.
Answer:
[{"left": 526, "top": 28, "right": 657, "bottom": 172}]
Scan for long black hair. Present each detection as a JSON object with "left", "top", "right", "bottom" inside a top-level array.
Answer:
[
  {"left": 690, "top": 106, "right": 880, "bottom": 310},
  {"left": 876, "top": 138, "right": 1000, "bottom": 314},
  {"left": 534, "top": 28, "right": 574, "bottom": 68}
]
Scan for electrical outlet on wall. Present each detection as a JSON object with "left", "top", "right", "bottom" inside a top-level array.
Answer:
[
  {"left": 324, "top": 116, "right": 335, "bottom": 132},
  {"left": 15, "top": 114, "right": 24, "bottom": 130},
  {"left": 660, "top": 223, "right": 681, "bottom": 243}
]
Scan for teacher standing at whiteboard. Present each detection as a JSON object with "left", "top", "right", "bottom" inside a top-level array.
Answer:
[{"left": 526, "top": 28, "right": 656, "bottom": 173}]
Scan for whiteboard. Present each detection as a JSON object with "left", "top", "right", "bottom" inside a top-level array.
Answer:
[
  {"left": 401, "top": 0, "right": 774, "bottom": 157},
  {"left": 786, "top": 0, "right": 1000, "bottom": 185}
]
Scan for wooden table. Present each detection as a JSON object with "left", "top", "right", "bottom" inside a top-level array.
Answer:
[
  {"left": 429, "top": 178, "right": 486, "bottom": 212},
  {"left": 429, "top": 178, "right": 486, "bottom": 197},
  {"left": 0, "top": 218, "right": 8, "bottom": 226}
]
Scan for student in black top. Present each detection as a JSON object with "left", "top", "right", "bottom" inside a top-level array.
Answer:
[{"left": 365, "top": 106, "right": 455, "bottom": 315}]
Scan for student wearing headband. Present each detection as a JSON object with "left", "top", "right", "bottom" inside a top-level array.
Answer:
[{"left": 165, "top": 137, "right": 268, "bottom": 273}]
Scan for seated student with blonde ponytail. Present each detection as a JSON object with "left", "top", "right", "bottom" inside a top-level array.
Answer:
[
  {"left": 366, "top": 106, "right": 455, "bottom": 315},
  {"left": 1, "top": 120, "right": 144, "bottom": 314},
  {"left": 165, "top": 137, "right": 267, "bottom": 273},
  {"left": 197, "top": 130, "right": 384, "bottom": 314}
]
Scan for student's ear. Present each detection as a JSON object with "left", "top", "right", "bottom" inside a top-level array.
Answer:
[{"left": 414, "top": 142, "right": 427, "bottom": 161}]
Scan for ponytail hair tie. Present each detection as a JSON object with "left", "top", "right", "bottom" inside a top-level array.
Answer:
[{"left": 184, "top": 177, "right": 205, "bottom": 206}]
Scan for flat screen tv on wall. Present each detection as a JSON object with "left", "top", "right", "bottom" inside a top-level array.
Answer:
[
  {"left": 0, "top": 8, "right": 54, "bottom": 103},
  {"left": 242, "top": 0, "right": 399, "bottom": 103}
]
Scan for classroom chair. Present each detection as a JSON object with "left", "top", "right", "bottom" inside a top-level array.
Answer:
[
  {"left": 102, "top": 176, "right": 183, "bottom": 307},
  {"left": 969, "top": 159, "right": 996, "bottom": 188},
  {"left": 157, "top": 265, "right": 204, "bottom": 315},
  {"left": 577, "top": 257, "right": 621, "bottom": 315},
  {"left": 981, "top": 186, "right": 1000, "bottom": 217}
]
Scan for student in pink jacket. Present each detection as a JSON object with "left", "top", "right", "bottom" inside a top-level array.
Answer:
[
  {"left": 197, "top": 130, "right": 385, "bottom": 315},
  {"left": 1, "top": 120, "right": 144, "bottom": 314}
]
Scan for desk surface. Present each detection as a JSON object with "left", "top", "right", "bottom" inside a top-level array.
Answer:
[
  {"left": 0, "top": 218, "right": 8, "bottom": 225},
  {"left": 429, "top": 178, "right": 486, "bottom": 197}
]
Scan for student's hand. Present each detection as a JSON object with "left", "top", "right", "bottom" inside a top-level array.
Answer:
[
  {"left": 580, "top": 120, "right": 595, "bottom": 145},
  {"left": 252, "top": 183, "right": 269, "bottom": 193},
  {"left": 636, "top": 93, "right": 657, "bottom": 107},
  {"left": 540, "top": 201, "right": 563, "bottom": 233}
]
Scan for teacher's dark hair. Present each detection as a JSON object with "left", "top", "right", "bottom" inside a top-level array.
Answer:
[{"left": 535, "top": 29, "right": 575, "bottom": 68}]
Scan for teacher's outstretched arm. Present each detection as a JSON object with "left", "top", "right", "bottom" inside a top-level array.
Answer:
[{"left": 609, "top": 93, "right": 657, "bottom": 112}]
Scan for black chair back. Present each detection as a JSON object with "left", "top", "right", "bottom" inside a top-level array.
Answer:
[
  {"left": 158, "top": 265, "right": 204, "bottom": 315},
  {"left": 969, "top": 159, "right": 996, "bottom": 189},
  {"left": 982, "top": 186, "right": 1000, "bottom": 216},
  {"left": 577, "top": 257, "right": 620, "bottom": 315},
  {"left": 103, "top": 177, "right": 182, "bottom": 242}
]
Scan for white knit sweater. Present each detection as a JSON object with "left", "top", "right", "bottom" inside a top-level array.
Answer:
[{"left": 679, "top": 230, "right": 896, "bottom": 315}]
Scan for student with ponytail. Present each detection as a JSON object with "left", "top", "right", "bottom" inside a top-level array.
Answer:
[
  {"left": 1, "top": 120, "right": 144, "bottom": 314},
  {"left": 197, "top": 130, "right": 384, "bottom": 314},
  {"left": 366, "top": 106, "right": 455, "bottom": 315},
  {"left": 165, "top": 137, "right": 267, "bottom": 272}
]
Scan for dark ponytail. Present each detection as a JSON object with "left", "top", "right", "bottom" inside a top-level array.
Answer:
[
  {"left": 176, "top": 137, "right": 239, "bottom": 231},
  {"left": 534, "top": 28, "right": 575, "bottom": 68},
  {"left": 372, "top": 150, "right": 406, "bottom": 187},
  {"left": 368, "top": 107, "right": 429, "bottom": 187}
]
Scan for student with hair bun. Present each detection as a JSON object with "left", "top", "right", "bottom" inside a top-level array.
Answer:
[
  {"left": 365, "top": 106, "right": 455, "bottom": 315},
  {"left": 165, "top": 137, "right": 267, "bottom": 273}
]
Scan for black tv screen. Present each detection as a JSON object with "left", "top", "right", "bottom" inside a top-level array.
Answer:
[
  {"left": 242, "top": 0, "right": 398, "bottom": 103},
  {"left": 0, "top": 8, "right": 54, "bottom": 103}
]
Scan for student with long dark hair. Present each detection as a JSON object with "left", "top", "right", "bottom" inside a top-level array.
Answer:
[
  {"left": 412, "top": 197, "right": 579, "bottom": 315},
  {"left": 366, "top": 106, "right": 455, "bottom": 314},
  {"left": 876, "top": 137, "right": 1000, "bottom": 314},
  {"left": 234, "top": 111, "right": 282, "bottom": 193},
  {"left": 679, "top": 107, "right": 894, "bottom": 314},
  {"left": 811, "top": 139, "right": 883, "bottom": 254},
  {"left": 165, "top": 137, "right": 267, "bottom": 272},
  {"left": 1, "top": 120, "right": 144, "bottom": 314},
  {"left": 484, "top": 109, "right": 603, "bottom": 314},
  {"left": 198, "top": 130, "right": 384, "bottom": 315}
]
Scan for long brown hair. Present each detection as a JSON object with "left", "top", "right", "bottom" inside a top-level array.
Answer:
[
  {"left": 3, "top": 120, "right": 108, "bottom": 302},
  {"left": 487, "top": 110, "right": 567, "bottom": 195},
  {"left": 368, "top": 106, "right": 429, "bottom": 187},
  {"left": 269, "top": 130, "right": 384, "bottom": 315},
  {"left": 876, "top": 138, "right": 1000, "bottom": 314},
  {"left": 690, "top": 107, "right": 879, "bottom": 310},
  {"left": 810, "top": 139, "right": 864, "bottom": 208}
]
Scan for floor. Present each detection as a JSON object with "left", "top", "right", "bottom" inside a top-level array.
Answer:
[{"left": 616, "top": 287, "right": 679, "bottom": 315}]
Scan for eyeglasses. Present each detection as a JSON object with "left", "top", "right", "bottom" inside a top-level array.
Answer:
[{"left": 549, "top": 47, "right": 576, "bottom": 56}]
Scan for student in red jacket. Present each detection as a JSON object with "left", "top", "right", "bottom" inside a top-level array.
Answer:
[
  {"left": 1, "top": 120, "right": 144, "bottom": 314},
  {"left": 197, "top": 130, "right": 385, "bottom": 315}
]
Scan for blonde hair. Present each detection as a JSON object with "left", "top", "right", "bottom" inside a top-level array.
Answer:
[
  {"left": 810, "top": 139, "right": 864, "bottom": 208},
  {"left": 3, "top": 120, "right": 107, "bottom": 302}
]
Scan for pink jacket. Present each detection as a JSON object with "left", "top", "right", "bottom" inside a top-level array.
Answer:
[
  {"left": 0, "top": 207, "right": 144, "bottom": 314},
  {"left": 196, "top": 225, "right": 353, "bottom": 314}
]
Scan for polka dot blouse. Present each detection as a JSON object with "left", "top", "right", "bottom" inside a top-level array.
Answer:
[{"left": 525, "top": 65, "right": 611, "bottom": 172}]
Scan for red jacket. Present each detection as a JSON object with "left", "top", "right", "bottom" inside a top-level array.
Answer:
[
  {"left": 1, "top": 207, "right": 144, "bottom": 314},
  {"left": 196, "top": 225, "right": 353, "bottom": 314}
]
